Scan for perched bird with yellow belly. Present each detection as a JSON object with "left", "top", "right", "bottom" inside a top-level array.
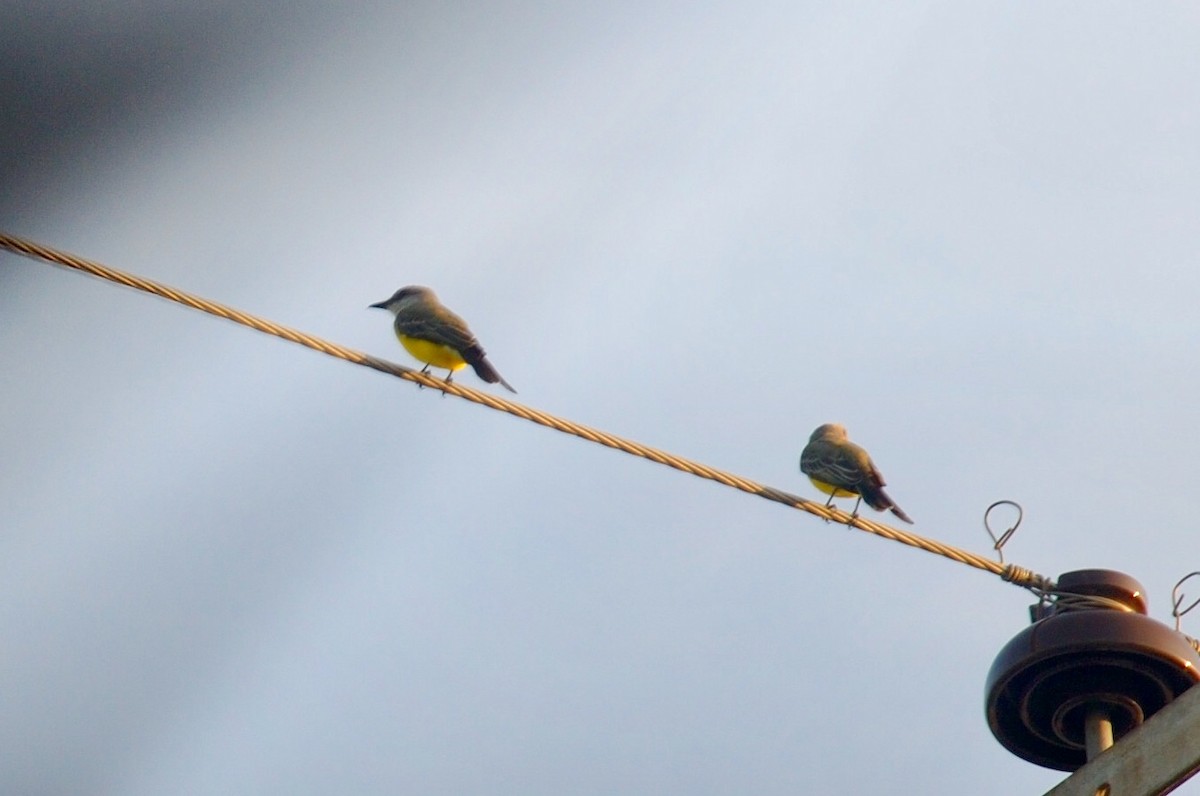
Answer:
[
  {"left": 800, "top": 423, "right": 912, "bottom": 523},
  {"left": 370, "top": 285, "right": 516, "bottom": 393}
]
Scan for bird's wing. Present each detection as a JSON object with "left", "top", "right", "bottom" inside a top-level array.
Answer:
[
  {"left": 802, "top": 441, "right": 869, "bottom": 489},
  {"left": 866, "top": 459, "right": 887, "bottom": 488},
  {"left": 393, "top": 305, "right": 479, "bottom": 352}
]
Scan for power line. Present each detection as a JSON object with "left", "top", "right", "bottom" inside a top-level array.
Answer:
[{"left": 0, "top": 232, "right": 1054, "bottom": 592}]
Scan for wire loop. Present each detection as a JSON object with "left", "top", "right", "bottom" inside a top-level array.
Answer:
[
  {"left": 1172, "top": 572, "right": 1200, "bottom": 632},
  {"left": 983, "top": 500, "right": 1023, "bottom": 564}
]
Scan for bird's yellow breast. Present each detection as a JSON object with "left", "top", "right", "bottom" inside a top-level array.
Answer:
[
  {"left": 398, "top": 334, "right": 468, "bottom": 370},
  {"left": 807, "top": 477, "right": 858, "bottom": 498}
]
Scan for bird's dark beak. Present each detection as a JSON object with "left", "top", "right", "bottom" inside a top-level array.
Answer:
[{"left": 369, "top": 300, "right": 388, "bottom": 309}]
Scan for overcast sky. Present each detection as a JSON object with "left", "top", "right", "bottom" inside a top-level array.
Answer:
[{"left": 4, "top": 3, "right": 1200, "bottom": 794}]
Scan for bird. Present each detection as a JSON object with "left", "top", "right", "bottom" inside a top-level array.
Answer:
[
  {"left": 369, "top": 285, "right": 516, "bottom": 393},
  {"left": 800, "top": 423, "right": 912, "bottom": 523}
]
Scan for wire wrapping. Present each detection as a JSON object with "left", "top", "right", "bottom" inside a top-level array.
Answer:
[{"left": 1, "top": 231, "right": 1056, "bottom": 593}]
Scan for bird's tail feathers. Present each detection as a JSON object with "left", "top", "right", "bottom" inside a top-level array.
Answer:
[
  {"left": 466, "top": 347, "right": 517, "bottom": 394},
  {"left": 863, "top": 486, "right": 913, "bottom": 524}
]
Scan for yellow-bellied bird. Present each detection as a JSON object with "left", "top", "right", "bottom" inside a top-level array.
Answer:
[
  {"left": 800, "top": 423, "right": 912, "bottom": 523},
  {"left": 370, "top": 285, "right": 516, "bottom": 393}
]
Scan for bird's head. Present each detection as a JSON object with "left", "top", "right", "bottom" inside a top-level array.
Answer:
[
  {"left": 369, "top": 285, "right": 436, "bottom": 313},
  {"left": 810, "top": 423, "right": 849, "bottom": 442}
]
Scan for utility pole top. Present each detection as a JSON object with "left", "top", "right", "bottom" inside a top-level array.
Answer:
[{"left": 1043, "top": 681, "right": 1200, "bottom": 796}]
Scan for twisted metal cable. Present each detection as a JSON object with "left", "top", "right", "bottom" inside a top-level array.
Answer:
[{"left": 1, "top": 232, "right": 1055, "bottom": 592}]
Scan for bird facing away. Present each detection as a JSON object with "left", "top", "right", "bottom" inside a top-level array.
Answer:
[
  {"left": 800, "top": 423, "right": 912, "bottom": 524},
  {"left": 369, "top": 285, "right": 516, "bottom": 393}
]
